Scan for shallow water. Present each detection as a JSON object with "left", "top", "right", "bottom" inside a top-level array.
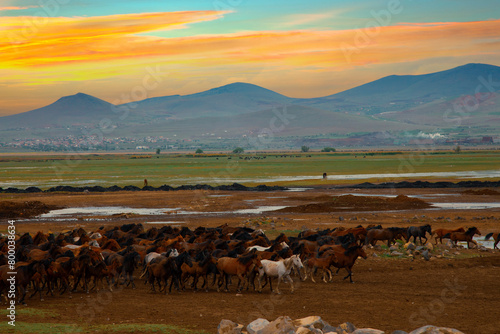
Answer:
[
  {"left": 431, "top": 203, "right": 500, "bottom": 210},
  {"left": 4, "top": 169, "right": 499, "bottom": 189},
  {"left": 40, "top": 206, "right": 179, "bottom": 217}
]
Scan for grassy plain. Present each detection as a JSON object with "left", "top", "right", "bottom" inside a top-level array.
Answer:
[{"left": 0, "top": 150, "right": 499, "bottom": 189}]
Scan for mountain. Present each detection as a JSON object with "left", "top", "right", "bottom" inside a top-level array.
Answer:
[
  {"left": 298, "top": 63, "right": 500, "bottom": 115},
  {"left": 118, "top": 82, "right": 293, "bottom": 119},
  {"left": 0, "top": 93, "right": 116, "bottom": 129},
  {"left": 0, "top": 63, "right": 498, "bottom": 146}
]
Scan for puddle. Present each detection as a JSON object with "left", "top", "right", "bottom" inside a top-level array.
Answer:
[
  {"left": 40, "top": 206, "right": 180, "bottom": 217},
  {"left": 431, "top": 203, "right": 500, "bottom": 210},
  {"left": 455, "top": 236, "right": 496, "bottom": 249},
  {"left": 234, "top": 206, "right": 289, "bottom": 214},
  {"left": 286, "top": 188, "right": 313, "bottom": 192}
]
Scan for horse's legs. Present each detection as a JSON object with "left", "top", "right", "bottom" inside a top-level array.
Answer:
[
  {"left": 327, "top": 268, "right": 333, "bottom": 282},
  {"left": 275, "top": 276, "right": 281, "bottom": 294},
  {"left": 285, "top": 275, "right": 294, "bottom": 293},
  {"left": 310, "top": 267, "right": 317, "bottom": 283}
]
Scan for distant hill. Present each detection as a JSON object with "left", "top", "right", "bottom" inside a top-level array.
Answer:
[
  {"left": 0, "top": 93, "right": 116, "bottom": 129},
  {"left": 297, "top": 63, "right": 500, "bottom": 114},
  {"left": 118, "top": 82, "right": 293, "bottom": 119}
]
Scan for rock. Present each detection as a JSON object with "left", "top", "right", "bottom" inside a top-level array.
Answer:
[
  {"left": 339, "top": 216, "right": 344, "bottom": 221},
  {"left": 424, "top": 243, "right": 434, "bottom": 251},
  {"left": 405, "top": 242, "right": 416, "bottom": 250},
  {"left": 389, "top": 246, "right": 399, "bottom": 251},
  {"left": 416, "top": 246, "right": 425, "bottom": 252},
  {"left": 247, "top": 318, "right": 270, "bottom": 334},
  {"left": 409, "top": 325, "right": 465, "bottom": 334},
  {"left": 260, "top": 316, "right": 296, "bottom": 334},
  {"left": 422, "top": 250, "right": 431, "bottom": 261},
  {"left": 391, "top": 251, "right": 404, "bottom": 257},
  {"left": 352, "top": 329, "right": 385, "bottom": 334},
  {"left": 337, "top": 322, "right": 357, "bottom": 333},
  {"left": 391, "top": 331, "right": 409, "bottom": 334},
  {"left": 296, "top": 326, "right": 323, "bottom": 334},
  {"left": 293, "top": 316, "right": 329, "bottom": 330},
  {"left": 323, "top": 324, "right": 339, "bottom": 333},
  {"left": 218, "top": 319, "right": 243, "bottom": 334},
  {"left": 446, "top": 240, "right": 454, "bottom": 248}
]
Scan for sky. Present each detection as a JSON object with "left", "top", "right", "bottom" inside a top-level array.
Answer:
[{"left": 1, "top": 0, "right": 500, "bottom": 116}]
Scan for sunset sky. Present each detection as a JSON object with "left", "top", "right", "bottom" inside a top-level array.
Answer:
[{"left": 1, "top": 0, "right": 500, "bottom": 116}]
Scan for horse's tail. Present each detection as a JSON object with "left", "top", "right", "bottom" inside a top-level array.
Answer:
[
  {"left": 139, "top": 265, "right": 149, "bottom": 279},
  {"left": 442, "top": 233, "right": 451, "bottom": 239},
  {"left": 485, "top": 233, "right": 494, "bottom": 241}
]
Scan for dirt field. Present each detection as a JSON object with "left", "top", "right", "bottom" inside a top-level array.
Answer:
[{"left": 1, "top": 186, "right": 500, "bottom": 333}]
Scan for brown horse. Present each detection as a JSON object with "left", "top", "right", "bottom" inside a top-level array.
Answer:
[
  {"left": 216, "top": 251, "right": 263, "bottom": 293},
  {"left": 330, "top": 245, "right": 367, "bottom": 283},
  {"left": 433, "top": 227, "right": 465, "bottom": 244},
  {"left": 485, "top": 232, "right": 500, "bottom": 249},
  {"left": 303, "top": 252, "right": 337, "bottom": 283},
  {"left": 365, "top": 227, "right": 406, "bottom": 247},
  {"left": 446, "top": 227, "right": 481, "bottom": 249},
  {"left": 180, "top": 252, "right": 218, "bottom": 292}
]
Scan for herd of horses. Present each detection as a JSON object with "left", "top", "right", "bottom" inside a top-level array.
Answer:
[{"left": 0, "top": 222, "right": 489, "bottom": 305}]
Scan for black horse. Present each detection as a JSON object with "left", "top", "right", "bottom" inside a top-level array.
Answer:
[{"left": 407, "top": 224, "right": 432, "bottom": 244}]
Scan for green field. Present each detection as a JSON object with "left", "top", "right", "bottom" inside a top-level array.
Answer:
[{"left": 0, "top": 150, "right": 499, "bottom": 189}]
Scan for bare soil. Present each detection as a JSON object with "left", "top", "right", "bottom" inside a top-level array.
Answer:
[{"left": 1, "top": 187, "right": 500, "bottom": 333}]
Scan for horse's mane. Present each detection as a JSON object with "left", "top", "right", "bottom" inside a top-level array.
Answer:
[
  {"left": 344, "top": 245, "right": 361, "bottom": 256},
  {"left": 237, "top": 251, "right": 257, "bottom": 265},
  {"left": 465, "top": 227, "right": 477, "bottom": 235}
]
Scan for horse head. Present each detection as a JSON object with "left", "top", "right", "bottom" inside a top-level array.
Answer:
[{"left": 291, "top": 254, "right": 304, "bottom": 269}]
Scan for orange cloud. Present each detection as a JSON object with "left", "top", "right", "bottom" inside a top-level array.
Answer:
[
  {"left": 0, "top": 6, "right": 33, "bottom": 11},
  {"left": 2, "top": 15, "right": 499, "bottom": 71}
]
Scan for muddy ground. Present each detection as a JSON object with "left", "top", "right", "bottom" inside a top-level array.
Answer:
[{"left": 1, "top": 186, "right": 500, "bottom": 333}]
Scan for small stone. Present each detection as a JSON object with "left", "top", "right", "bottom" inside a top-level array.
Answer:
[
  {"left": 293, "top": 316, "right": 329, "bottom": 330},
  {"left": 352, "top": 329, "right": 385, "bottom": 334},
  {"left": 339, "top": 216, "right": 344, "bottom": 221},
  {"left": 409, "top": 325, "right": 465, "bottom": 334},
  {"left": 389, "top": 246, "right": 399, "bottom": 252},
  {"left": 260, "top": 316, "right": 296, "bottom": 334},
  {"left": 424, "top": 243, "right": 434, "bottom": 251},
  {"left": 405, "top": 242, "right": 416, "bottom": 250},
  {"left": 422, "top": 250, "right": 430, "bottom": 261},
  {"left": 217, "top": 320, "right": 243, "bottom": 334},
  {"left": 247, "top": 318, "right": 270, "bottom": 334},
  {"left": 391, "top": 251, "right": 404, "bottom": 257},
  {"left": 391, "top": 331, "right": 409, "bottom": 334},
  {"left": 337, "top": 322, "right": 357, "bottom": 333}
]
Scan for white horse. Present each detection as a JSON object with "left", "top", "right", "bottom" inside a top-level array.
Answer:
[
  {"left": 246, "top": 241, "right": 289, "bottom": 252},
  {"left": 143, "top": 249, "right": 179, "bottom": 266},
  {"left": 259, "top": 255, "right": 303, "bottom": 294}
]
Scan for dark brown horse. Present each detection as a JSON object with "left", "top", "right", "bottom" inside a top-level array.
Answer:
[
  {"left": 445, "top": 227, "right": 481, "bottom": 249},
  {"left": 329, "top": 245, "right": 367, "bottom": 283},
  {"left": 365, "top": 227, "right": 406, "bottom": 247}
]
